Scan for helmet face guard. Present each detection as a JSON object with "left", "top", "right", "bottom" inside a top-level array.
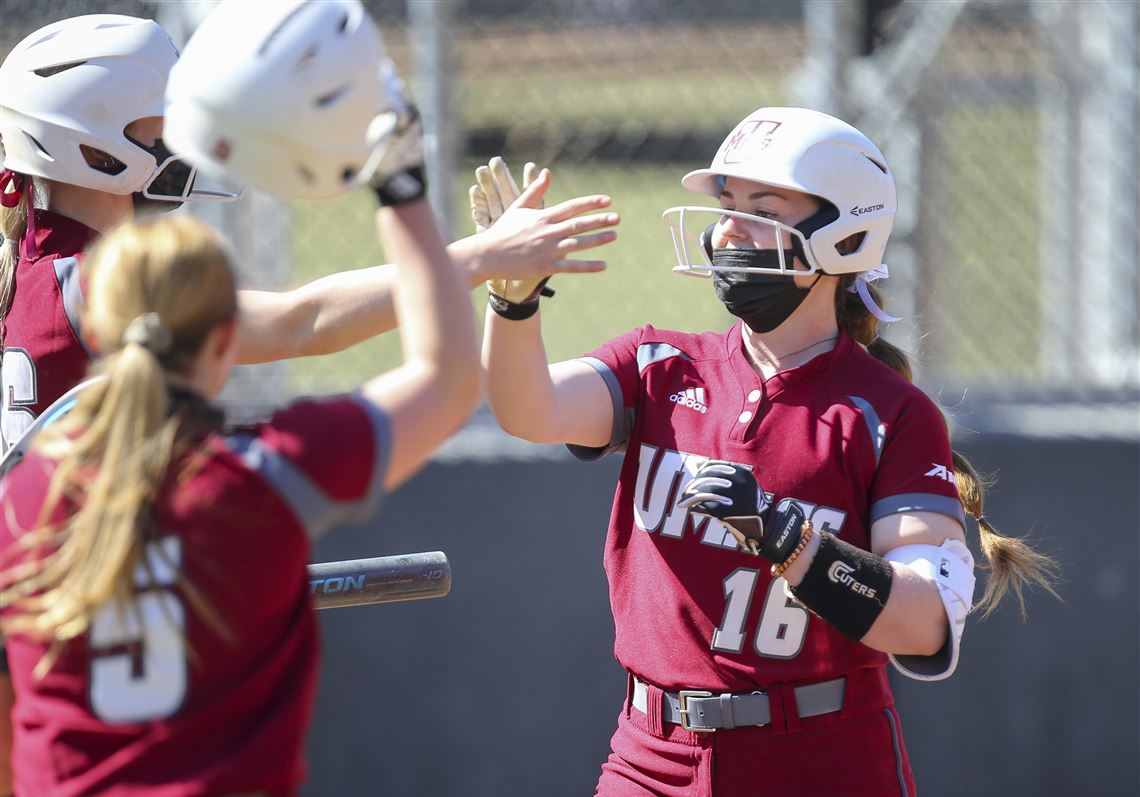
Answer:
[
  {"left": 134, "top": 138, "right": 241, "bottom": 204},
  {"left": 663, "top": 206, "right": 817, "bottom": 279}
]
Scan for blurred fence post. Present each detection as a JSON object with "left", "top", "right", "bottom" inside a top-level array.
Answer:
[
  {"left": 408, "top": 0, "right": 457, "bottom": 241},
  {"left": 1036, "top": 0, "right": 1139, "bottom": 388}
]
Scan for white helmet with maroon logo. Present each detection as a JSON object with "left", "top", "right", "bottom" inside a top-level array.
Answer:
[
  {"left": 0, "top": 14, "right": 230, "bottom": 204},
  {"left": 666, "top": 107, "right": 897, "bottom": 276}
]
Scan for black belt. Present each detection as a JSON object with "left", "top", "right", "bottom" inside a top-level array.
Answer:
[{"left": 631, "top": 675, "right": 846, "bottom": 733}]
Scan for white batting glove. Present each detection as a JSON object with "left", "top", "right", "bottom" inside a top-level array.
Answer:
[{"left": 470, "top": 157, "right": 550, "bottom": 307}]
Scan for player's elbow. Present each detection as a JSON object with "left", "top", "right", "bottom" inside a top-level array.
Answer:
[{"left": 909, "top": 619, "right": 950, "bottom": 657}]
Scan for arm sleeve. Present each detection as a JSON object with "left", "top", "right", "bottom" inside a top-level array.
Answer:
[
  {"left": 222, "top": 393, "right": 390, "bottom": 540},
  {"left": 565, "top": 327, "right": 644, "bottom": 462},
  {"left": 869, "top": 395, "right": 966, "bottom": 528}
]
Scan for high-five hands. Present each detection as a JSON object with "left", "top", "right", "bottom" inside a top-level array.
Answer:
[
  {"left": 468, "top": 156, "right": 619, "bottom": 319},
  {"left": 678, "top": 460, "right": 807, "bottom": 564}
]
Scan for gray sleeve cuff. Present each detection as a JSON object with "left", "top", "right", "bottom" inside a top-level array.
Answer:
[
  {"left": 565, "top": 356, "right": 632, "bottom": 462},
  {"left": 870, "top": 493, "right": 967, "bottom": 527}
]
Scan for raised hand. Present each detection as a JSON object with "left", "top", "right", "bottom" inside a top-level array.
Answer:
[
  {"left": 471, "top": 156, "right": 541, "bottom": 233},
  {"left": 465, "top": 157, "right": 619, "bottom": 314}
]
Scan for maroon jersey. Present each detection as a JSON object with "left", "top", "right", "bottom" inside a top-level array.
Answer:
[
  {"left": 1, "top": 210, "right": 98, "bottom": 451},
  {"left": 0, "top": 394, "right": 389, "bottom": 797},
  {"left": 574, "top": 322, "right": 964, "bottom": 692}
]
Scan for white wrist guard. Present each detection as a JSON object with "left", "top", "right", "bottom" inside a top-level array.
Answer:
[{"left": 884, "top": 539, "right": 976, "bottom": 682}]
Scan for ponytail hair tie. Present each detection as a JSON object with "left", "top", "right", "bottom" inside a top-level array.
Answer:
[
  {"left": 122, "top": 312, "right": 173, "bottom": 355},
  {"left": 0, "top": 170, "right": 26, "bottom": 208},
  {"left": 847, "top": 264, "right": 902, "bottom": 324},
  {"left": 0, "top": 169, "right": 38, "bottom": 260}
]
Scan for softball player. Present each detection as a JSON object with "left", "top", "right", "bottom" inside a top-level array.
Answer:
[
  {"left": 0, "top": 4, "right": 479, "bottom": 794},
  {"left": 478, "top": 108, "right": 1057, "bottom": 795}
]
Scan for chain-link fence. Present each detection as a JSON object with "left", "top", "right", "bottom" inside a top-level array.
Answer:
[{"left": 4, "top": 0, "right": 1138, "bottom": 438}]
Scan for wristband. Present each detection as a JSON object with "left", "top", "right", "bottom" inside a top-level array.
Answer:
[
  {"left": 487, "top": 280, "right": 554, "bottom": 321},
  {"left": 372, "top": 165, "right": 427, "bottom": 207},
  {"left": 790, "top": 531, "right": 893, "bottom": 641}
]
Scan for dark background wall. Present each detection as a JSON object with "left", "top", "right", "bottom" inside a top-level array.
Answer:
[{"left": 304, "top": 435, "right": 1139, "bottom": 797}]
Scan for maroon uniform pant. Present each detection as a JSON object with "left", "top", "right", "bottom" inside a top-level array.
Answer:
[{"left": 594, "top": 668, "right": 917, "bottom": 797}]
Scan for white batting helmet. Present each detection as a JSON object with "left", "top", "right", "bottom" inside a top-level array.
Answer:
[
  {"left": 0, "top": 15, "right": 183, "bottom": 195},
  {"left": 672, "top": 107, "right": 897, "bottom": 275},
  {"left": 164, "top": 0, "right": 403, "bottom": 200}
]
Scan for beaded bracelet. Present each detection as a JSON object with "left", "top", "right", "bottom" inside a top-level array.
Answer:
[{"left": 770, "top": 520, "right": 814, "bottom": 579}]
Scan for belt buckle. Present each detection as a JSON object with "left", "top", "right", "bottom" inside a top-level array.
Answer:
[{"left": 677, "top": 689, "right": 715, "bottom": 733}]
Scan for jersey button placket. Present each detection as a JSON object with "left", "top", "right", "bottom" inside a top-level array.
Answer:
[{"left": 730, "top": 384, "right": 766, "bottom": 441}]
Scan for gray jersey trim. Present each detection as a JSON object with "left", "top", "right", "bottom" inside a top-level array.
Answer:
[
  {"left": 53, "top": 257, "right": 94, "bottom": 360},
  {"left": 566, "top": 356, "right": 631, "bottom": 462},
  {"left": 847, "top": 395, "right": 886, "bottom": 467},
  {"left": 347, "top": 391, "right": 391, "bottom": 518},
  {"left": 883, "top": 707, "right": 910, "bottom": 797},
  {"left": 224, "top": 396, "right": 390, "bottom": 541},
  {"left": 636, "top": 341, "right": 691, "bottom": 373},
  {"left": 870, "top": 492, "right": 966, "bottom": 527}
]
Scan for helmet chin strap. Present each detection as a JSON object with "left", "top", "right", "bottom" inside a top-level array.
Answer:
[{"left": 848, "top": 264, "right": 902, "bottom": 323}]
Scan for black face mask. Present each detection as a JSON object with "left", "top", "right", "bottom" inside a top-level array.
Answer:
[
  {"left": 710, "top": 248, "right": 821, "bottom": 333},
  {"left": 128, "top": 137, "right": 194, "bottom": 215}
]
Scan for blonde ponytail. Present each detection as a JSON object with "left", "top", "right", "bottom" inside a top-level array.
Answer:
[
  {"left": 951, "top": 452, "right": 1061, "bottom": 618},
  {"left": 0, "top": 216, "right": 238, "bottom": 674},
  {"left": 834, "top": 274, "right": 1060, "bottom": 618}
]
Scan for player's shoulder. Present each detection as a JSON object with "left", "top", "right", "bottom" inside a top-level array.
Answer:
[
  {"left": 833, "top": 341, "right": 947, "bottom": 423},
  {"left": 628, "top": 323, "right": 735, "bottom": 363},
  {"left": 28, "top": 211, "right": 99, "bottom": 262}
]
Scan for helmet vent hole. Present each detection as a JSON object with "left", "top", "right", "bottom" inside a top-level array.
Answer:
[
  {"left": 259, "top": 4, "right": 309, "bottom": 55},
  {"left": 863, "top": 155, "right": 888, "bottom": 174},
  {"left": 94, "top": 23, "right": 131, "bottom": 30},
  {"left": 336, "top": 13, "right": 350, "bottom": 33},
  {"left": 25, "top": 132, "right": 54, "bottom": 162},
  {"left": 80, "top": 145, "right": 125, "bottom": 175},
  {"left": 34, "top": 61, "right": 87, "bottom": 78},
  {"left": 316, "top": 84, "right": 349, "bottom": 108},
  {"left": 28, "top": 31, "right": 61, "bottom": 48},
  {"left": 835, "top": 232, "right": 867, "bottom": 257}
]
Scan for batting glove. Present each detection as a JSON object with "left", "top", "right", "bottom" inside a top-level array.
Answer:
[
  {"left": 678, "top": 461, "right": 806, "bottom": 564},
  {"left": 469, "top": 157, "right": 554, "bottom": 319},
  {"left": 360, "top": 60, "right": 427, "bottom": 207}
]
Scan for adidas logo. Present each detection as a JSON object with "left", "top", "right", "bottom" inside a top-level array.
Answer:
[{"left": 670, "top": 387, "right": 708, "bottom": 414}]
